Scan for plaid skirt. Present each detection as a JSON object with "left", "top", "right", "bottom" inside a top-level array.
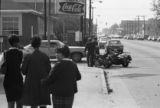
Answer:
[{"left": 52, "top": 95, "right": 74, "bottom": 108}]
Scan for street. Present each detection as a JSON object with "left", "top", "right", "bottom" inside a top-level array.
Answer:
[
  {"left": 0, "top": 39, "right": 160, "bottom": 108},
  {"left": 105, "top": 39, "right": 160, "bottom": 108}
]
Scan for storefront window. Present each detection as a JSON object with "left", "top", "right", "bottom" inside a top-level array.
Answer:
[{"left": 2, "top": 17, "right": 20, "bottom": 36}]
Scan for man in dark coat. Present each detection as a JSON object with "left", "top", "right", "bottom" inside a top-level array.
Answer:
[{"left": 85, "top": 38, "right": 96, "bottom": 67}]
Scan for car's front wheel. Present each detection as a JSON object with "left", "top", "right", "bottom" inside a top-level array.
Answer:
[{"left": 71, "top": 53, "right": 82, "bottom": 62}]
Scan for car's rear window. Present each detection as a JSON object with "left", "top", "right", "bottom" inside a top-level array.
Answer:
[{"left": 109, "top": 40, "right": 121, "bottom": 45}]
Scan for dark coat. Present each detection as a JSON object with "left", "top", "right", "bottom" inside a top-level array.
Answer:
[
  {"left": 85, "top": 41, "right": 96, "bottom": 55},
  {"left": 21, "top": 49, "right": 51, "bottom": 106},
  {"left": 43, "top": 59, "right": 81, "bottom": 97},
  {"left": 3, "top": 48, "right": 23, "bottom": 102}
]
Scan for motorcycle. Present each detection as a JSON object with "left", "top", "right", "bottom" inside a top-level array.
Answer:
[
  {"left": 106, "top": 51, "right": 132, "bottom": 67},
  {"left": 94, "top": 51, "right": 132, "bottom": 68},
  {"left": 94, "top": 54, "right": 112, "bottom": 68}
]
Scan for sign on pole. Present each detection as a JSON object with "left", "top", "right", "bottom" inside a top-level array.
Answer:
[
  {"left": 55, "top": 0, "right": 85, "bottom": 15},
  {"left": 0, "top": 37, "right": 3, "bottom": 43},
  {"left": 75, "top": 31, "right": 82, "bottom": 41}
]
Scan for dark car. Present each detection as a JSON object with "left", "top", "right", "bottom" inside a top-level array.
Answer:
[{"left": 105, "top": 39, "right": 124, "bottom": 54}]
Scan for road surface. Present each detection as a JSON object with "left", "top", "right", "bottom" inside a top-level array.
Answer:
[{"left": 106, "top": 39, "right": 160, "bottom": 108}]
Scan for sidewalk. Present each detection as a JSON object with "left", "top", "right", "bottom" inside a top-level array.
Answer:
[
  {"left": 0, "top": 65, "right": 140, "bottom": 108},
  {"left": 74, "top": 65, "right": 140, "bottom": 108}
]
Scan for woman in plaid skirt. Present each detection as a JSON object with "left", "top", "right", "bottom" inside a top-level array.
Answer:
[{"left": 42, "top": 45, "right": 81, "bottom": 108}]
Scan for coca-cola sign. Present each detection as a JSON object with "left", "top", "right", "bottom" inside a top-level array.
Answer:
[{"left": 56, "top": 0, "right": 85, "bottom": 15}]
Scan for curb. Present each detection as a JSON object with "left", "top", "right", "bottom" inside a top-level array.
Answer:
[
  {"left": 100, "top": 69, "right": 113, "bottom": 95},
  {"left": 100, "top": 69, "right": 108, "bottom": 95},
  {"left": 103, "top": 70, "right": 113, "bottom": 94}
]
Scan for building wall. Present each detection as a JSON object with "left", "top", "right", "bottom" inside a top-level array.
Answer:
[
  {"left": 0, "top": 12, "right": 40, "bottom": 51},
  {"left": 120, "top": 20, "right": 144, "bottom": 36},
  {"left": 0, "top": 12, "right": 23, "bottom": 50}
]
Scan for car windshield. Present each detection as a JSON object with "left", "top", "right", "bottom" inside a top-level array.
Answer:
[{"left": 100, "top": 38, "right": 107, "bottom": 41}]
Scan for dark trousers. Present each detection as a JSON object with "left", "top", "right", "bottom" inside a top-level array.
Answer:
[{"left": 87, "top": 53, "right": 94, "bottom": 67}]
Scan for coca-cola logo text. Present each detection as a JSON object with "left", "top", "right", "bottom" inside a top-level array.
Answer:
[{"left": 59, "top": 2, "right": 84, "bottom": 14}]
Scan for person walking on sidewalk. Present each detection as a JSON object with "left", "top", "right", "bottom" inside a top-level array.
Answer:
[
  {"left": 42, "top": 45, "right": 81, "bottom": 108},
  {"left": 21, "top": 36, "right": 51, "bottom": 108},
  {"left": 0, "top": 35, "right": 23, "bottom": 108}
]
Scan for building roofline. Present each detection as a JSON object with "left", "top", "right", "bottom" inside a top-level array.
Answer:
[
  {"left": 0, "top": 9, "right": 43, "bottom": 15},
  {"left": 0, "top": 9, "right": 59, "bottom": 20}
]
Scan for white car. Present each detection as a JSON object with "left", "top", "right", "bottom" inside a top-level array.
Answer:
[
  {"left": 98, "top": 37, "right": 107, "bottom": 48},
  {"left": 23, "top": 40, "right": 85, "bottom": 62}
]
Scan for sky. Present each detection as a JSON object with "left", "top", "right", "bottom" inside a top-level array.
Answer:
[{"left": 92, "top": 0, "right": 155, "bottom": 30}]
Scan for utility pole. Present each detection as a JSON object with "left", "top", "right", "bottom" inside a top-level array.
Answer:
[
  {"left": 0, "top": 0, "right": 1, "bottom": 17},
  {"left": 48, "top": 0, "right": 51, "bottom": 41},
  {"left": 89, "top": 0, "right": 92, "bottom": 37},
  {"left": 142, "top": 16, "right": 146, "bottom": 36},
  {"left": 91, "top": 7, "right": 95, "bottom": 36},
  {"left": 44, "top": 0, "right": 47, "bottom": 39},
  {"left": 134, "top": 18, "right": 137, "bottom": 34},
  {"left": 131, "top": 21, "right": 134, "bottom": 34},
  {"left": 137, "top": 15, "right": 146, "bottom": 37},
  {"left": 137, "top": 16, "right": 140, "bottom": 35},
  {"left": 84, "top": 0, "right": 87, "bottom": 43},
  {"left": 47, "top": 0, "right": 51, "bottom": 57},
  {"left": 127, "top": 20, "right": 128, "bottom": 35}
]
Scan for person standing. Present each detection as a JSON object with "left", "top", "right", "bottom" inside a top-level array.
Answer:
[
  {"left": 93, "top": 37, "right": 100, "bottom": 55},
  {"left": 42, "top": 45, "right": 81, "bottom": 108},
  {"left": 1, "top": 35, "right": 23, "bottom": 108},
  {"left": 21, "top": 36, "right": 51, "bottom": 108},
  {"left": 85, "top": 38, "right": 96, "bottom": 67}
]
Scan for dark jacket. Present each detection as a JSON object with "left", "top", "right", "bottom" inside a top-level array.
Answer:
[
  {"left": 21, "top": 49, "right": 51, "bottom": 106},
  {"left": 3, "top": 48, "right": 23, "bottom": 102},
  {"left": 44, "top": 59, "right": 81, "bottom": 97},
  {"left": 85, "top": 41, "right": 96, "bottom": 55}
]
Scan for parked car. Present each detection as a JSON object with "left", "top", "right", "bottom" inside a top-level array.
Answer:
[
  {"left": 23, "top": 40, "right": 85, "bottom": 62},
  {"left": 151, "top": 36, "right": 158, "bottom": 41},
  {"left": 147, "top": 36, "right": 153, "bottom": 41},
  {"left": 105, "top": 39, "right": 124, "bottom": 54},
  {"left": 127, "top": 35, "right": 134, "bottom": 40},
  {"left": 157, "top": 37, "right": 160, "bottom": 41}
]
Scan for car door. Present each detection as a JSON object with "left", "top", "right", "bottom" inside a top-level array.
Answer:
[{"left": 40, "top": 42, "right": 50, "bottom": 56}]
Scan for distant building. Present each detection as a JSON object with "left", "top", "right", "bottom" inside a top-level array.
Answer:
[{"left": 120, "top": 20, "right": 145, "bottom": 36}]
